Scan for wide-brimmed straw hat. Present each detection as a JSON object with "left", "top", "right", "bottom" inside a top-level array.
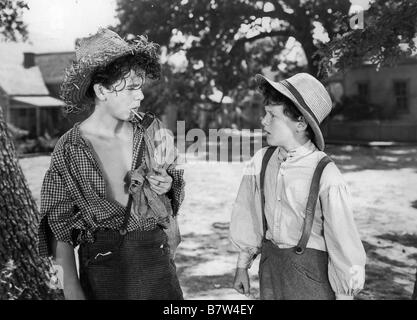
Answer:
[
  {"left": 60, "top": 28, "right": 159, "bottom": 113},
  {"left": 255, "top": 72, "right": 332, "bottom": 151}
]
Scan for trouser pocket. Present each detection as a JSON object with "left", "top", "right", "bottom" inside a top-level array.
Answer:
[
  {"left": 79, "top": 239, "right": 121, "bottom": 300},
  {"left": 288, "top": 248, "right": 329, "bottom": 285}
]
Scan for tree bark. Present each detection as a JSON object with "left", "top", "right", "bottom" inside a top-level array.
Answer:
[{"left": 0, "top": 107, "right": 62, "bottom": 299}]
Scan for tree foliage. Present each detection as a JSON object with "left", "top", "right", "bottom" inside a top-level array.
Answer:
[
  {"left": 0, "top": 0, "right": 28, "bottom": 41},
  {"left": 116, "top": 0, "right": 351, "bottom": 81},
  {"left": 115, "top": 0, "right": 352, "bottom": 126},
  {"left": 115, "top": 0, "right": 417, "bottom": 127},
  {"left": 319, "top": 0, "right": 417, "bottom": 73}
]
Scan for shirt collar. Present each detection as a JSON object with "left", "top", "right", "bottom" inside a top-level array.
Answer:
[
  {"left": 282, "top": 140, "right": 317, "bottom": 161},
  {"left": 67, "top": 122, "right": 87, "bottom": 147}
]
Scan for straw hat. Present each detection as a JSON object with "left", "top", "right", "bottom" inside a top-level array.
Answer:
[
  {"left": 255, "top": 72, "right": 332, "bottom": 151},
  {"left": 60, "top": 28, "right": 159, "bottom": 113}
]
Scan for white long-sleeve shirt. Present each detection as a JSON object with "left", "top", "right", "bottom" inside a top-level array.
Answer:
[{"left": 230, "top": 140, "right": 366, "bottom": 299}]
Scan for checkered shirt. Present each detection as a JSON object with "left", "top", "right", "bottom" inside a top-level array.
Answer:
[{"left": 37, "top": 118, "right": 185, "bottom": 257}]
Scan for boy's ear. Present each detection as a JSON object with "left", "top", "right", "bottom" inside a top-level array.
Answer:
[
  {"left": 93, "top": 83, "right": 107, "bottom": 101},
  {"left": 297, "top": 116, "right": 308, "bottom": 131}
]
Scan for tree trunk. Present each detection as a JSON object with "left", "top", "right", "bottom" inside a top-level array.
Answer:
[
  {"left": 303, "top": 40, "right": 320, "bottom": 78},
  {"left": 0, "top": 106, "right": 62, "bottom": 300},
  {"left": 292, "top": 5, "right": 320, "bottom": 78}
]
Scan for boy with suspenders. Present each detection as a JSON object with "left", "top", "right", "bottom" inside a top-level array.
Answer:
[{"left": 230, "top": 73, "right": 366, "bottom": 300}]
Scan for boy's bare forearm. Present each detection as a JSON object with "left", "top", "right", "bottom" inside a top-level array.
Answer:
[{"left": 52, "top": 239, "right": 85, "bottom": 300}]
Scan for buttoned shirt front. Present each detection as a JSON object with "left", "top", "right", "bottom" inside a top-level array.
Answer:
[{"left": 230, "top": 140, "right": 366, "bottom": 299}]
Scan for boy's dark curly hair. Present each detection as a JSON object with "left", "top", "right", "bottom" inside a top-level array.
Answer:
[
  {"left": 61, "top": 35, "right": 161, "bottom": 114},
  {"left": 86, "top": 52, "right": 160, "bottom": 100}
]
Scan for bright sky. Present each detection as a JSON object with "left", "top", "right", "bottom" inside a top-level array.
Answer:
[
  {"left": 351, "top": 0, "right": 371, "bottom": 11},
  {"left": 23, "top": 0, "right": 119, "bottom": 52},
  {"left": 19, "top": 0, "right": 370, "bottom": 57}
]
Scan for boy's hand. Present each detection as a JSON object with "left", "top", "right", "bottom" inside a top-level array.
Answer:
[
  {"left": 233, "top": 268, "right": 250, "bottom": 296},
  {"left": 147, "top": 167, "right": 173, "bottom": 195}
]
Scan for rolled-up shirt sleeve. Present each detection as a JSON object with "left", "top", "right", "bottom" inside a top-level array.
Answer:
[
  {"left": 321, "top": 183, "right": 367, "bottom": 299},
  {"left": 37, "top": 168, "right": 76, "bottom": 257},
  {"left": 230, "top": 156, "right": 264, "bottom": 269}
]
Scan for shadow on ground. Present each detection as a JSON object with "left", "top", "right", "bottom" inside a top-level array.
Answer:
[
  {"left": 174, "top": 223, "right": 260, "bottom": 299},
  {"left": 196, "top": 139, "right": 417, "bottom": 172},
  {"left": 175, "top": 225, "right": 416, "bottom": 299},
  {"left": 357, "top": 239, "right": 416, "bottom": 300},
  {"left": 376, "top": 233, "right": 417, "bottom": 248},
  {"left": 326, "top": 145, "right": 417, "bottom": 172}
]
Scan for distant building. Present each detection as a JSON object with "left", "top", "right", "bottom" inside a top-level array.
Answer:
[
  {"left": 29, "top": 51, "right": 75, "bottom": 99},
  {"left": 328, "top": 57, "right": 417, "bottom": 120},
  {"left": 323, "top": 57, "right": 417, "bottom": 142},
  {"left": 0, "top": 61, "right": 65, "bottom": 137}
]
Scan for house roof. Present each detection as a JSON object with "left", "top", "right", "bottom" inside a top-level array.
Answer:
[
  {"left": 0, "top": 42, "right": 32, "bottom": 65},
  {"left": 12, "top": 96, "right": 65, "bottom": 107},
  {"left": 34, "top": 52, "right": 75, "bottom": 85},
  {"left": 0, "top": 65, "right": 50, "bottom": 96}
]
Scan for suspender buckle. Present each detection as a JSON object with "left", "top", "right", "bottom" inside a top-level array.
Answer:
[{"left": 295, "top": 247, "right": 304, "bottom": 255}]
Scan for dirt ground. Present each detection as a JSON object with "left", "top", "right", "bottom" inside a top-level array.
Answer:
[{"left": 20, "top": 144, "right": 417, "bottom": 300}]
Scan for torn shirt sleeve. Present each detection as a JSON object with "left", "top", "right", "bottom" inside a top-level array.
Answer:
[{"left": 37, "top": 168, "right": 78, "bottom": 257}]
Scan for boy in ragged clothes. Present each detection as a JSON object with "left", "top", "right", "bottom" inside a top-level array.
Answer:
[{"left": 37, "top": 28, "right": 184, "bottom": 300}]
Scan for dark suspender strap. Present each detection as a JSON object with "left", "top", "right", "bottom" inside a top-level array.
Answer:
[
  {"left": 119, "top": 195, "right": 133, "bottom": 236},
  {"left": 119, "top": 126, "right": 146, "bottom": 235},
  {"left": 295, "top": 155, "right": 333, "bottom": 254},
  {"left": 260, "top": 147, "right": 277, "bottom": 241}
]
